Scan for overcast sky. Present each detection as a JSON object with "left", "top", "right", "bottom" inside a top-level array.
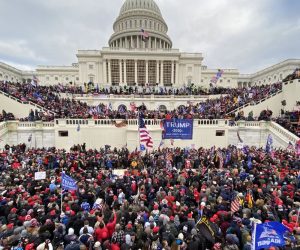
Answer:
[{"left": 0, "top": 0, "right": 299, "bottom": 73}]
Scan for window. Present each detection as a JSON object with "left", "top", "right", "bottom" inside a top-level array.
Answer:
[
  {"left": 66, "top": 77, "right": 69, "bottom": 81},
  {"left": 58, "top": 131, "right": 68, "bottom": 137},
  {"left": 137, "top": 60, "right": 146, "bottom": 85},
  {"left": 227, "top": 79, "right": 230, "bottom": 83},
  {"left": 111, "top": 59, "right": 120, "bottom": 85},
  {"left": 126, "top": 59, "right": 135, "bottom": 85},
  {"left": 89, "top": 64, "right": 94, "bottom": 70},
  {"left": 55, "top": 77, "right": 58, "bottom": 81},
  {"left": 148, "top": 60, "right": 156, "bottom": 84},
  {"left": 188, "top": 67, "right": 192, "bottom": 72},
  {"left": 89, "top": 76, "right": 94, "bottom": 83},
  {"left": 46, "top": 77, "right": 49, "bottom": 80},
  {"left": 0, "top": 73, "right": 2, "bottom": 78},
  {"left": 220, "top": 80, "right": 223, "bottom": 83},
  {"left": 201, "top": 79, "right": 204, "bottom": 82},
  {"left": 163, "top": 60, "right": 172, "bottom": 86},
  {"left": 159, "top": 105, "right": 167, "bottom": 112},
  {"left": 216, "top": 130, "right": 225, "bottom": 136},
  {"left": 76, "top": 77, "right": 79, "bottom": 81}
]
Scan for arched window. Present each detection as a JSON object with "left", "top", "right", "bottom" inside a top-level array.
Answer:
[
  {"left": 118, "top": 104, "right": 127, "bottom": 112},
  {"left": 158, "top": 105, "right": 167, "bottom": 112}
]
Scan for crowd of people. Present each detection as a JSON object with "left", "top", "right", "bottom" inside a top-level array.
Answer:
[
  {"left": 0, "top": 110, "right": 15, "bottom": 123},
  {"left": 52, "top": 82, "right": 234, "bottom": 96},
  {"left": 0, "top": 143, "right": 299, "bottom": 249},
  {"left": 0, "top": 81, "right": 282, "bottom": 121},
  {"left": 275, "top": 111, "right": 300, "bottom": 137}
]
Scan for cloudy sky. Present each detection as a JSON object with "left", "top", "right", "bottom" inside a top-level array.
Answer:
[{"left": 0, "top": 0, "right": 299, "bottom": 73}]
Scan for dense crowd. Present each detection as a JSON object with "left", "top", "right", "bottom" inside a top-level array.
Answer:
[
  {"left": 0, "top": 110, "right": 15, "bottom": 122},
  {"left": 276, "top": 111, "right": 300, "bottom": 137},
  {"left": 0, "top": 144, "right": 300, "bottom": 249},
  {"left": 0, "top": 81, "right": 282, "bottom": 121},
  {"left": 51, "top": 82, "right": 234, "bottom": 96}
]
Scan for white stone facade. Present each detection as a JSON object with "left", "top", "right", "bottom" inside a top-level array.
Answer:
[
  {"left": 1, "top": 0, "right": 299, "bottom": 89},
  {"left": 0, "top": 120, "right": 298, "bottom": 151},
  {"left": 0, "top": 62, "right": 34, "bottom": 83}
]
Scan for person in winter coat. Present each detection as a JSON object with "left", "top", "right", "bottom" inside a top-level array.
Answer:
[
  {"left": 95, "top": 222, "right": 109, "bottom": 242},
  {"left": 107, "top": 210, "right": 117, "bottom": 238}
]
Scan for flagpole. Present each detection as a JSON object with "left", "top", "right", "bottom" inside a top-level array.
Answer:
[
  {"left": 296, "top": 205, "right": 300, "bottom": 226},
  {"left": 61, "top": 171, "right": 64, "bottom": 216},
  {"left": 251, "top": 222, "right": 257, "bottom": 250}
]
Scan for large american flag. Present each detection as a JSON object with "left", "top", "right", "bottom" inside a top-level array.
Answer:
[{"left": 138, "top": 113, "right": 153, "bottom": 149}]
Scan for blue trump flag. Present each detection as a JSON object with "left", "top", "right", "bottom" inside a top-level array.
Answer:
[
  {"left": 62, "top": 173, "right": 78, "bottom": 191},
  {"left": 252, "top": 221, "right": 288, "bottom": 250},
  {"left": 162, "top": 119, "right": 193, "bottom": 140}
]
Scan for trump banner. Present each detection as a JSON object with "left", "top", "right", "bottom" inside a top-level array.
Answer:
[
  {"left": 252, "top": 221, "right": 288, "bottom": 250},
  {"left": 162, "top": 119, "right": 193, "bottom": 140},
  {"left": 62, "top": 173, "right": 78, "bottom": 191}
]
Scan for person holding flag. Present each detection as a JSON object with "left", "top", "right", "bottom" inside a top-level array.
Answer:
[
  {"left": 252, "top": 222, "right": 289, "bottom": 249},
  {"left": 138, "top": 111, "right": 153, "bottom": 151},
  {"left": 265, "top": 134, "right": 273, "bottom": 154}
]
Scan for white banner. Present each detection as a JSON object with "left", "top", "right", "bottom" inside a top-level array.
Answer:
[{"left": 34, "top": 171, "right": 46, "bottom": 180}]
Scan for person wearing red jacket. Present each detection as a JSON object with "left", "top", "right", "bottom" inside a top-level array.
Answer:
[
  {"left": 111, "top": 237, "right": 121, "bottom": 250},
  {"left": 107, "top": 210, "right": 117, "bottom": 238},
  {"left": 94, "top": 222, "right": 109, "bottom": 242}
]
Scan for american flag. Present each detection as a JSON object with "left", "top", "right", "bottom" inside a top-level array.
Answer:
[
  {"left": 231, "top": 195, "right": 241, "bottom": 213},
  {"left": 217, "top": 150, "right": 224, "bottom": 169},
  {"left": 166, "top": 152, "right": 173, "bottom": 162},
  {"left": 141, "top": 29, "right": 149, "bottom": 41},
  {"left": 130, "top": 102, "right": 137, "bottom": 112},
  {"left": 138, "top": 113, "right": 153, "bottom": 149}
]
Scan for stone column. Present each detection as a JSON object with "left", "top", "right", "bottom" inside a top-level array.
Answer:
[
  {"left": 161, "top": 60, "right": 164, "bottom": 85},
  {"left": 137, "top": 36, "right": 140, "bottom": 49},
  {"left": 124, "top": 60, "right": 127, "bottom": 84},
  {"left": 146, "top": 60, "right": 149, "bottom": 84},
  {"left": 171, "top": 61, "right": 174, "bottom": 84},
  {"left": 154, "top": 38, "right": 157, "bottom": 49},
  {"left": 156, "top": 60, "right": 159, "bottom": 83},
  {"left": 119, "top": 60, "right": 122, "bottom": 83},
  {"left": 134, "top": 60, "right": 138, "bottom": 84},
  {"left": 125, "top": 37, "right": 129, "bottom": 49},
  {"left": 175, "top": 61, "right": 179, "bottom": 86},
  {"left": 103, "top": 61, "right": 107, "bottom": 84},
  {"left": 108, "top": 60, "right": 112, "bottom": 84}
]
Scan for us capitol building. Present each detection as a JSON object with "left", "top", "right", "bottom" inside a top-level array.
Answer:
[{"left": 0, "top": 0, "right": 299, "bottom": 88}]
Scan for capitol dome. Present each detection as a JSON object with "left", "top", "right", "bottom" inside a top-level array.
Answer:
[
  {"left": 119, "top": 0, "right": 162, "bottom": 17},
  {"left": 109, "top": 0, "right": 172, "bottom": 49}
]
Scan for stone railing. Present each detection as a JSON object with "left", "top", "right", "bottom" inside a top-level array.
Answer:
[
  {"left": 56, "top": 119, "right": 227, "bottom": 127},
  {"left": 0, "top": 90, "right": 56, "bottom": 115},
  {"left": 69, "top": 93, "right": 223, "bottom": 101},
  {"left": 226, "top": 89, "right": 283, "bottom": 115},
  {"left": 0, "top": 121, "right": 8, "bottom": 138},
  {"left": 269, "top": 121, "right": 299, "bottom": 144}
]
